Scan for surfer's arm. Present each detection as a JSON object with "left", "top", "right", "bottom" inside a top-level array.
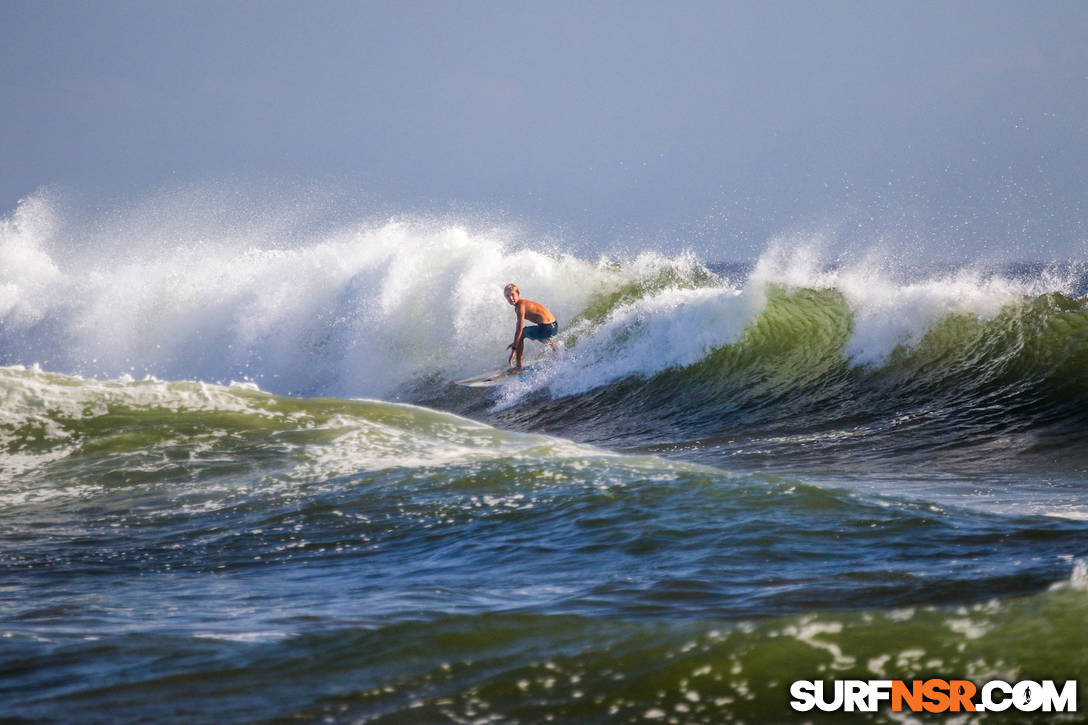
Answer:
[{"left": 507, "top": 304, "right": 525, "bottom": 350}]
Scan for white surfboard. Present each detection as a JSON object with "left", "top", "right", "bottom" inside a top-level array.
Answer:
[{"left": 454, "top": 360, "right": 546, "bottom": 387}]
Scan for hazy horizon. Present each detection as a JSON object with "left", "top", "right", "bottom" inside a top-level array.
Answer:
[{"left": 2, "top": 0, "right": 1086, "bottom": 260}]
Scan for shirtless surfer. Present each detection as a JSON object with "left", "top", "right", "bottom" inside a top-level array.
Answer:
[{"left": 504, "top": 283, "right": 558, "bottom": 369}]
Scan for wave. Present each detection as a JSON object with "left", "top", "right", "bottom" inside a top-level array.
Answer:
[
  {"left": 0, "top": 191, "right": 708, "bottom": 398},
  {"left": 3, "top": 368, "right": 1086, "bottom": 724},
  {"left": 481, "top": 246, "right": 1088, "bottom": 467},
  {"left": 0, "top": 365, "right": 643, "bottom": 506},
  {"left": 3, "top": 191, "right": 1088, "bottom": 467},
  {"left": 504, "top": 279, "right": 1088, "bottom": 468},
  {"left": 4, "top": 366, "right": 1085, "bottom": 592}
]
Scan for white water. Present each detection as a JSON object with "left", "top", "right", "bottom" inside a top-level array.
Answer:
[
  {"left": 0, "top": 365, "right": 716, "bottom": 510},
  {"left": 748, "top": 237, "right": 1076, "bottom": 365},
  {"left": 0, "top": 191, "right": 1078, "bottom": 400}
]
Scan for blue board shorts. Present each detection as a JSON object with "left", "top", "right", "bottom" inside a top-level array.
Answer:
[{"left": 524, "top": 320, "right": 559, "bottom": 341}]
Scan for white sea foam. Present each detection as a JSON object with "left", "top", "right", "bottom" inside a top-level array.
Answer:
[
  {"left": 0, "top": 191, "right": 678, "bottom": 397},
  {"left": 0, "top": 191, "right": 1079, "bottom": 402},
  {"left": 0, "top": 365, "right": 678, "bottom": 509},
  {"left": 748, "top": 239, "right": 1070, "bottom": 364},
  {"left": 505, "top": 284, "right": 751, "bottom": 401},
  {"left": 1048, "top": 558, "right": 1088, "bottom": 592}
]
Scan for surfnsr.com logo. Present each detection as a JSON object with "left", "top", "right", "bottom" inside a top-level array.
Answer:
[{"left": 790, "top": 679, "right": 1077, "bottom": 713}]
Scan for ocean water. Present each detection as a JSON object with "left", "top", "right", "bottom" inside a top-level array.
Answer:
[{"left": 1, "top": 193, "right": 1087, "bottom": 723}]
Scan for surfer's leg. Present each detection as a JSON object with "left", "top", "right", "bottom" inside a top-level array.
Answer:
[{"left": 545, "top": 323, "right": 559, "bottom": 353}]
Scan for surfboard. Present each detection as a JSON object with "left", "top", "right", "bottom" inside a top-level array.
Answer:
[{"left": 454, "top": 361, "right": 546, "bottom": 387}]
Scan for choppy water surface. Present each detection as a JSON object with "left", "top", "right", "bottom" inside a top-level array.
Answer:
[{"left": 2, "top": 195, "right": 1087, "bottom": 722}]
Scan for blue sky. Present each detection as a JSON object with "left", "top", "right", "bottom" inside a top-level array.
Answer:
[{"left": 2, "top": 0, "right": 1086, "bottom": 258}]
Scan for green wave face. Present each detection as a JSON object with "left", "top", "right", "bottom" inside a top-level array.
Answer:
[
  {"left": 878, "top": 292, "right": 1088, "bottom": 388},
  {"left": 666, "top": 286, "right": 1088, "bottom": 398},
  {"left": 699, "top": 285, "right": 854, "bottom": 389},
  {"left": 525, "top": 284, "right": 1088, "bottom": 468}
]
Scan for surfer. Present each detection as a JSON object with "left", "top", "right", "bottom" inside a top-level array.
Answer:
[{"left": 504, "top": 283, "right": 558, "bottom": 369}]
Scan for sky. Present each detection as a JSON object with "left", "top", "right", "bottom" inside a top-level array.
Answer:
[{"left": 2, "top": 0, "right": 1086, "bottom": 259}]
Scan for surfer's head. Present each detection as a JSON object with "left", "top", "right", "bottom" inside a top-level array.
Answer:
[{"left": 503, "top": 283, "right": 519, "bottom": 305}]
